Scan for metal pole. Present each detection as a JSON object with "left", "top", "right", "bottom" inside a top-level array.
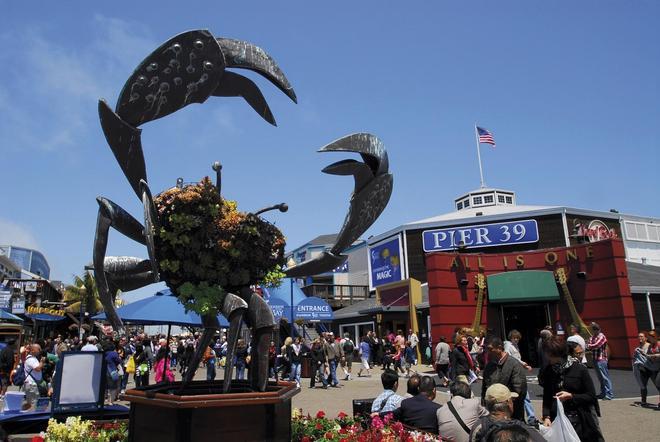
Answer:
[
  {"left": 474, "top": 123, "right": 485, "bottom": 188},
  {"left": 290, "top": 279, "right": 294, "bottom": 336}
]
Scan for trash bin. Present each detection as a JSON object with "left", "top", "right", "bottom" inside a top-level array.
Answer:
[
  {"left": 301, "top": 356, "right": 313, "bottom": 378},
  {"left": 352, "top": 398, "right": 375, "bottom": 418}
]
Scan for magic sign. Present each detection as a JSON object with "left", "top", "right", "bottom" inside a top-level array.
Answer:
[{"left": 423, "top": 219, "right": 539, "bottom": 252}]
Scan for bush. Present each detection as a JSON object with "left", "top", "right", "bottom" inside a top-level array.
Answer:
[{"left": 34, "top": 417, "right": 128, "bottom": 442}]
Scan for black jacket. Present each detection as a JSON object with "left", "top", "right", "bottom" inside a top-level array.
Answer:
[
  {"left": 541, "top": 362, "right": 603, "bottom": 442},
  {"left": 392, "top": 394, "right": 442, "bottom": 435},
  {"left": 450, "top": 346, "right": 472, "bottom": 377},
  {"left": 481, "top": 355, "right": 527, "bottom": 421}
]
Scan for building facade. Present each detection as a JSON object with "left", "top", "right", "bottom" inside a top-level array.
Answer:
[{"left": 0, "top": 245, "right": 51, "bottom": 279}]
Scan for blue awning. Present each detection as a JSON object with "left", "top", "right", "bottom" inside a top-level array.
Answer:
[{"left": 263, "top": 279, "right": 334, "bottom": 322}]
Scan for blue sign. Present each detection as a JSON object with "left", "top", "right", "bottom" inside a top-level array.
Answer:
[
  {"left": 266, "top": 297, "right": 288, "bottom": 322},
  {"left": 295, "top": 296, "right": 334, "bottom": 322},
  {"left": 369, "top": 237, "right": 402, "bottom": 288},
  {"left": 422, "top": 219, "right": 539, "bottom": 252}
]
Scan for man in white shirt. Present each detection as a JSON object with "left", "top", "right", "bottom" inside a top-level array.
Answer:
[
  {"left": 82, "top": 336, "right": 99, "bottom": 351},
  {"left": 22, "top": 344, "right": 44, "bottom": 411},
  {"left": 566, "top": 324, "right": 587, "bottom": 363}
]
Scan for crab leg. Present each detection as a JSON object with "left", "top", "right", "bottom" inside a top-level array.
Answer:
[
  {"left": 182, "top": 314, "right": 219, "bottom": 385},
  {"left": 220, "top": 291, "right": 249, "bottom": 392},
  {"left": 93, "top": 197, "right": 149, "bottom": 330}
]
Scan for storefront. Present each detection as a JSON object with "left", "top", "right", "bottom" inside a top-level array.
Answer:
[{"left": 426, "top": 239, "right": 639, "bottom": 368}]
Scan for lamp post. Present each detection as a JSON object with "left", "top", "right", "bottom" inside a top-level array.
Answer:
[{"left": 290, "top": 278, "right": 294, "bottom": 336}]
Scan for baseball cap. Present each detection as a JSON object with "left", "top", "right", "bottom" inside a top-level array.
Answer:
[{"left": 484, "top": 383, "right": 519, "bottom": 402}]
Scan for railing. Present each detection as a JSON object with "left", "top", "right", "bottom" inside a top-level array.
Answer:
[{"left": 300, "top": 284, "right": 369, "bottom": 307}]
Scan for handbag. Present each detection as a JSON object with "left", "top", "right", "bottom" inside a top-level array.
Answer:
[
  {"left": 549, "top": 398, "right": 580, "bottom": 442},
  {"left": 126, "top": 356, "right": 135, "bottom": 374}
]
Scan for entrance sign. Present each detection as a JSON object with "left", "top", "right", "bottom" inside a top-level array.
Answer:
[
  {"left": 295, "top": 296, "right": 334, "bottom": 321},
  {"left": 368, "top": 236, "right": 403, "bottom": 289},
  {"left": 422, "top": 219, "right": 539, "bottom": 252}
]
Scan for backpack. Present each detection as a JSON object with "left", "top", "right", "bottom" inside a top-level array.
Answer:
[
  {"left": 11, "top": 362, "right": 27, "bottom": 387},
  {"left": 343, "top": 339, "right": 354, "bottom": 353}
]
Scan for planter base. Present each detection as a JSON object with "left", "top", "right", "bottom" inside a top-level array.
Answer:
[{"left": 123, "top": 380, "right": 298, "bottom": 442}]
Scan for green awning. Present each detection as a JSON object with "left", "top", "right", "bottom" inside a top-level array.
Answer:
[{"left": 487, "top": 271, "right": 560, "bottom": 303}]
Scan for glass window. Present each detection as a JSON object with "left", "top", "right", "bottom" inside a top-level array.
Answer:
[
  {"left": 506, "top": 196, "right": 513, "bottom": 204},
  {"left": 635, "top": 223, "right": 648, "bottom": 240},
  {"left": 473, "top": 196, "right": 483, "bottom": 205},
  {"left": 498, "top": 195, "right": 505, "bottom": 203},
  {"left": 626, "top": 222, "right": 638, "bottom": 239},
  {"left": 484, "top": 195, "right": 494, "bottom": 204},
  {"left": 649, "top": 225, "right": 659, "bottom": 242},
  {"left": 457, "top": 202, "right": 463, "bottom": 210},
  {"left": 463, "top": 199, "right": 470, "bottom": 207}
]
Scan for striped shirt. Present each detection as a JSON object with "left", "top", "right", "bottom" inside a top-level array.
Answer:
[{"left": 587, "top": 332, "right": 608, "bottom": 362}]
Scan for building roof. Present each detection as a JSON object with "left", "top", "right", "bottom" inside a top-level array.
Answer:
[
  {"left": 333, "top": 296, "right": 378, "bottom": 320},
  {"left": 309, "top": 234, "right": 339, "bottom": 246},
  {"left": 628, "top": 261, "right": 660, "bottom": 294}
]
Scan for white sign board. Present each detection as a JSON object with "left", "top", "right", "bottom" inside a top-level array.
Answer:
[{"left": 56, "top": 352, "right": 104, "bottom": 408}]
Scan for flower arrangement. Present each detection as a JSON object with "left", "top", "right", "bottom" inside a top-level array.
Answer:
[
  {"left": 154, "top": 177, "right": 286, "bottom": 315},
  {"left": 291, "top": 409, "right": 441, "bottom": 441},
  {"left": 32, "top": 417, "right": 128, "bottom": 442}
]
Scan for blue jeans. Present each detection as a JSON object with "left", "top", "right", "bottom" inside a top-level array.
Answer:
[
  {"left": 236, "top": 361, "right": 246, "bottom": 380},
  {"left": 328, "top": 360, "right": 339, "bottom": 386},
  {"left": 206, "top": 359, "right": 216, "bottom": 381},
  {"left": 595, "top": 360, "right": 614, "bottom": 398},
  {"left": 289, "top": 362, "right": 301, "bottom": 384},
  {"left": 121, "top": 372, "right": 129, "bottom": 391},
  {"left": 524, "top": 391, "right": 536, "bottom": 420}
]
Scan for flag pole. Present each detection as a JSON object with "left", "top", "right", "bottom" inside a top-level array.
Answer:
[{"left": 474, "top": 123, "right": 485, "bottom": 188}]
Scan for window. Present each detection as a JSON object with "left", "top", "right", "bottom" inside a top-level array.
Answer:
[
  {"left": 463, "top": 199, "right": 470, "bottom": 207},
  {"left": 498, "top": 195, "right": 505, "bottom": 203},
  {"left": 457, "top": 202, "right": 463, "bottom": 210},
  {"left": 625, "top": 221, "right": 660, "bottom": 242},
  {"left": 484, "top": 195, "right": 494, "bottom": 204},
  {"left": 473, "top": 196, "right": 483, "bottom": 205},
  {"left": 505, "top": 196, "right": 513, "bottom": 204}
]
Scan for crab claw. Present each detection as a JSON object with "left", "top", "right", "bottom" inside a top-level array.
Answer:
[
  {"left": 285, "top": 133, "right": 393, "bottom": 277},
  {"left": 216, "top": 38, "right": 297, "bottom": 104}
]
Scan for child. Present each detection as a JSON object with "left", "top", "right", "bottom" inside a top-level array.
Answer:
[{"left": 403, "top": 341, "right": 415, "bottom": 378}]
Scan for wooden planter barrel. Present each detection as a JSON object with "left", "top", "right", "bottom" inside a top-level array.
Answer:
[{"left": 123, "top": 380, "right": 299, "bottom": 442}]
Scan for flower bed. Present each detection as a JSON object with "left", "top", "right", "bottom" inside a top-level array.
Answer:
[
  {"left": 291, "top": 409, "right": 442, "bottom": 442},
  {"left": 32, "top": 417, "right": 128, "bottom": 442}
]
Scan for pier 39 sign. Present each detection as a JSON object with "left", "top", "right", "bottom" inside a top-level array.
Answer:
[{"left": 422, "top": 219, "right": 539, "bottom": 252}]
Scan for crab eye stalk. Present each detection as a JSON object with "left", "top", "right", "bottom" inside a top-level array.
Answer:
[
  {"left": 254, "top": 203, "right": 288, "bottom": 216},
  {"left": 176, "top": 177, "right": 184, "bottom": 189},
  {"left": 212, "top": 161, "right": 222, "bottom": 197}
]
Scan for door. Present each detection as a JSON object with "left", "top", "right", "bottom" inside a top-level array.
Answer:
[{"left": 501, "top": 303, "right": 550, "bottom": 367}]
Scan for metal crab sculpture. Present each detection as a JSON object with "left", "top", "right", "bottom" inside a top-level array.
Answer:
[{"left": 93, "top": 29, "right": 392, "bottom": 393}]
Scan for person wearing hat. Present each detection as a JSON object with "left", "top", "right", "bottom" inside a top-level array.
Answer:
[
  {"left": 470, "top": 384, "right": 545, "bottom": 442},
  {"left": 586, "top": 322, "right": 614, "bottom": 400}
]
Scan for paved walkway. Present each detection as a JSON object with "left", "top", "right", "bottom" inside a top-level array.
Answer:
[{"left": 291, "top": 365, "right": 660, "bottom": 442}]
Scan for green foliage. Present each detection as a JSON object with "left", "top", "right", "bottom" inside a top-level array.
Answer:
[{"left": 154, "top": 177, "right": 286, "bottom": 314}]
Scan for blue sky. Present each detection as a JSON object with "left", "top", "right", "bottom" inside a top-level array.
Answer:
[{"left": 1, "top": 1, "right": 658, "bottom": 301}]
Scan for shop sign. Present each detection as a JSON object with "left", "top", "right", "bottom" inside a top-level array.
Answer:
[
  {"left": 369, "top": 236, "right": 403, "bottom": 289},
  {"left": 295, "top": 296, "right": 333, "bottom": 321},
  {"left": 24, "top": 281, "right": 38, "bottom": 292},
  {"left": 12, "top": 296, "right": 25, "bottom": 314},
  {"left": 574, "top": 219, "right": 618, "bottom": 243},
  {"left": 423, "top": 219, "right": 539, "bottom": 252},
  {"left": 0, "top": 292, "right": 11, "bottom": 310},
  {"left": 26, "top": 305, "right": 66, "bottom": 317}
]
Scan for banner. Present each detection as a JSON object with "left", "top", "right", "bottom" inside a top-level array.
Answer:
[{"left": 369, "top": 236, "right": 403, "bottom": 289}]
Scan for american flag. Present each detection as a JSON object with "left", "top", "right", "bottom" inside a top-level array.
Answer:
[{"left": 477, "top": 126, "right": 496, "bottom": 146}]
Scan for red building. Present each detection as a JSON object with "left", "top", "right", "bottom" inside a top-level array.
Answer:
[{"left": 426, "top": 239, "right": 637, "bottom": 369}]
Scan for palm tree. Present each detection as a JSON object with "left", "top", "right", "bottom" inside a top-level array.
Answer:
[{"left": 63, "top": 271, "right": 104, "bottom": 315}]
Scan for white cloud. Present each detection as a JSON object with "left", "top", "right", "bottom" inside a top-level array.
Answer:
[
  {"left": 0, "top": 16, "right": 156, "bottom": 154},
  {"left": 0, "top": 218, "right": 40, "bottom": 250}
]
